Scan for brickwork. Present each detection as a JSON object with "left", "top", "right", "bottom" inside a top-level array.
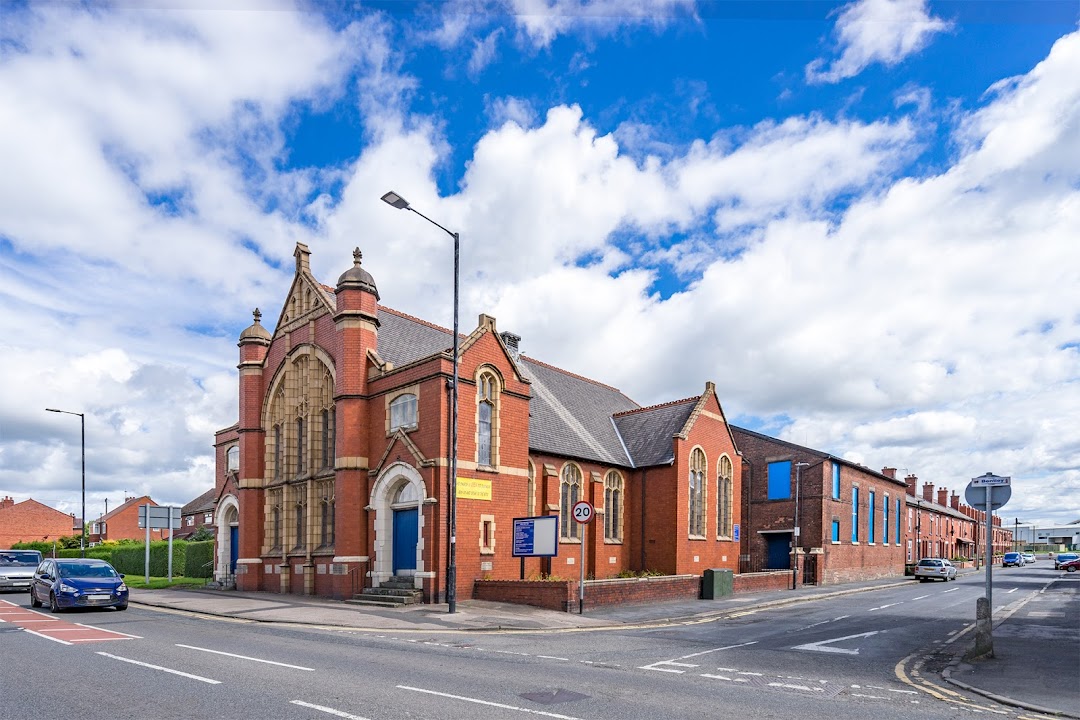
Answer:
[{"left": 0, "top": 497, "right": 77, "bottom": 547}]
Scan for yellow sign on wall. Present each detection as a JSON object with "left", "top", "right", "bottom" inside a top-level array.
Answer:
[{"left": 456, "top": 477, "right": 492, "bottom": 501}]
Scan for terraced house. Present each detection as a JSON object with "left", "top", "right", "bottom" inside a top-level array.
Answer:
[{"left": 214, "top": 244, "right": 743, "bottom": 603}]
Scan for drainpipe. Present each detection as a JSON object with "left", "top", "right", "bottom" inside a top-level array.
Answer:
[{"left": 640, "top": 469, "right": 647, "bottom": 571}]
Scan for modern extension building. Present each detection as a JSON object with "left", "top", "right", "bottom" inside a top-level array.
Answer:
[
  {"left": 730, "top": 428, "right": 908, "bottom": 586},
  {"left": 214, "top": 244, "right": 744, "bottom": 601}
]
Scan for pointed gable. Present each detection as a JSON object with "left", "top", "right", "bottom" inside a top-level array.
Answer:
[{"left": 613, "top": 398, "right": 698, "bottom": 468}]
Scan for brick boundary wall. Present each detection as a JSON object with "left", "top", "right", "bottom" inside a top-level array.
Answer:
[
  {"left": 476, "top": 571, "right": 794, "bottom": 612},
  {"left": 732, "top": 571, "right": 791, "bottom": 593}
]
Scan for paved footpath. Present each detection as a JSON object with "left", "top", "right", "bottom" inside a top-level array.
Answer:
[{"left": 126, "top": 572, "right": 1078, "bottom": 718}]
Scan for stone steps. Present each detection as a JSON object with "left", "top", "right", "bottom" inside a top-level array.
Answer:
[{"left": 348, "top": 575, "right": 422, "bottom": 607}]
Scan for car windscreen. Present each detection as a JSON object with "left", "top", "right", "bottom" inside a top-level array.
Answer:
[
  {"left": 917, "top": 560, "right": 941, "bottom": 566},
  {"left": 0, "top": 552, "right": 42, "bottom": 567},
  {"left": 57, "top": 563, "right": 118, "bottom": 579}
]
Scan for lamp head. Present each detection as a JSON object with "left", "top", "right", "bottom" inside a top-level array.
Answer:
[{"left": 380, "top": 191, "right": 410, "bottom": 210}]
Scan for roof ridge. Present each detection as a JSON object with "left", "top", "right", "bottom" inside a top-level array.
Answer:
[
  {"left": 521, "top": 354, "right": 631, "bottom": 397},
  {"left": 379, "top": 305, "right": 455, "bottom": 337},
  {"left": 613, "top": 396, "right": 698, "bottom": 417}
]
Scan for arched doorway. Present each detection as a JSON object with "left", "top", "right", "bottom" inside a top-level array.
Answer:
[
  {"left": 215, "top": 495, "right": 240, "bottom": 587},
  {"left": 370, "top": 462, "right": 427, "bottom": 587}
]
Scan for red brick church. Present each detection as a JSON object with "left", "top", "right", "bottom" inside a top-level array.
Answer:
[{"left": 214, "top": 243, "right": 743, "bottom": 602}]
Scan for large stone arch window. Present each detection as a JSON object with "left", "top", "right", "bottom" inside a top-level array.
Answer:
[
  {"left": 689, "top": 447, "right": 707, "bottom": 538},
  {"left": 560, "top": 462, "right": 582, "bottom": 541}
]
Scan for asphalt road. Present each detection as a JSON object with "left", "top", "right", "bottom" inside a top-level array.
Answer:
[{"left": 0, "top": 565, "right": 1067, "bottom": 720}]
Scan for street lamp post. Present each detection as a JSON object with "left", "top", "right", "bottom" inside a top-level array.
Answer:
[
  {"left": 46, "top": 408, "right": 85, "bottom": 557},
  {"left": 381, "top": 190, "right": 460, "bottom": 614},
  {"left": 792, "top": 461, "right": 810, "bottom": 590}
]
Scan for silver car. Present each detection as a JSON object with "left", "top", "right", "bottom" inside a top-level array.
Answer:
[
  {"left": 0, "top": 550, "right": 43, "bottom": 592},
  {"left": 914, "top": 557, "right": 957, "bottom": 582},
  {"left": 1021, "top": 553, "right": 1036, "bottom": 564}
]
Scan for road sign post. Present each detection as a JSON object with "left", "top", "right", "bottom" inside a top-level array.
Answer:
[
  {"left": 573, "top": 501, "right": 594, "bottom": 615},
  {"left": 965, "top": 472, "right": 1011, "bottom": 659}
]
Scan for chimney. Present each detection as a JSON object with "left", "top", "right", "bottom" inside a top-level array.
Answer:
[
  {"left": 922, "top": 482, "right": 934, "bottom": 502},
  {"left": 0, "top": 496, "right": 13, "bottom": 509},
  {"left": 499, "top": 331, "right": 521, "bottom": 358},
  {"left": 881, "top": 467, "right": 896, "bottom": 479},
  {"left": 905, "top": 474, "right": 918, "bottom": 495},
  {"left": 937, "top": 488, "right": 948, "bottom": 506},
  {"left": 951, "top": 492, "right": 960, "bottom": 510}
]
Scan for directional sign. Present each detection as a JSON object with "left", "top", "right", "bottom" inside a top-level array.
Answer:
[
  {"left": 138, "top": 505, "right": 180, "bottom": 530},
  {"left": 572, "top": 500, "right": 594, "bottom": 524},
  {"left": 970, "top": 472, "right": 1011, "bottom": 487},
  {"left": 965, "top": 478, "right": 1011, "bottom": 510}
]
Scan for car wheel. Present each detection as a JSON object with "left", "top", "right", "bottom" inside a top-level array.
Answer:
[
  {"left": 116, "top": 603, "right": 128, "bottom": 611},
  {"left": 1068, "top": 566, "right": 1077, "bottom": 573},
  {"left": 30, "top": 589, "right": 42, "bottom": 608},
  {"left": 49, "top": 592, "right": 62, "bottom": 613}
]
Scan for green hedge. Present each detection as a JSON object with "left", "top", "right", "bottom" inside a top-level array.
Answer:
[{"left": 184, "top": 541, "right": 214, "bottom": 578}]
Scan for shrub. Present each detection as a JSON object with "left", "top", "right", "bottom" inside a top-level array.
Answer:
[{"left": 184, "top": 540, "right": 215, "bottom": 578}]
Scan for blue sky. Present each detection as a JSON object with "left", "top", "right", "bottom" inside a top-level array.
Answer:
[{"left": 1, "top": 0, "right": 1078, "bottom": 529}]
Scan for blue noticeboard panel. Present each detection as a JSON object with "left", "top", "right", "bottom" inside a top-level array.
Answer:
[
  {"left": 512, "top": 516, "right": 559, "bottom": 557},
  {"left": 733, "top": 523, "right": 740, "bottom": 541}
]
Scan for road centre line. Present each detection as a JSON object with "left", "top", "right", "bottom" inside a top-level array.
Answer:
[
  {"left": 677, "top": 641, "right": 758, "bottom": 660},
  {"left": 912, "top": 595, "right": 930, "bottom": 600},
  {"left": 868, "top": 602, "right": 902, "bottom": 611},
  {"left": 176, "top": 644, "right": 315, "bottom": 670},
  {"left": 943, "top": 588, "right": 960, "bottom": 593},
  {"left": 290, "top": 701, "right": 373, "bottom": 719},
  {"left": 1006, "top": 588, "right": 1018, "bottom": 594},
  {"left": 397, "top": 685, "right": 584, "bottom": 720},
  {"left": 537, "top": 655, "right": 570, "bottom": 661},
  {"left": 96, "top": 652, "right": 221, "bottom": 684}
]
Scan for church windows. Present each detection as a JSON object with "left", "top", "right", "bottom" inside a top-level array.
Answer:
[
  {"left": 689, "top": 448, "right": 707, "bottom": 537},
  {"left": 717, "top": 454, "right": 733, "bottom": 539},
  {"left": 604, "top": 471, "right": 623, "bottom": 542},
  {"left": 226, "top": 445, "right": 239, "bottom": 473},
  {"left": 527, "top": 461, "right": 536, "bottom": 516},
  {"left": 295, "top": 418, "right": 305, "bottom": 476},
  {"left": 560, "top": 463, "right": 582, "bottom": 541},
  {"left": 273, "top": 425, "right": 282, "bottom": 480},
  {"left": 476, "top": 370, "right": 499, "bottom": 468},
  {"left": 321, "top": 409, "right": 334, "bottom": 469},
  {"left": 389, "top": 393, "right": 417, "bottom": 431}
]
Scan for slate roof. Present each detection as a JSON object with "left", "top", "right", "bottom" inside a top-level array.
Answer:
[
  {"left": 377, "top": 307, "right": 456, "bottom": 367},
  {"left": 613, "top": 399, "right": 698, "bottom": 468},
  {"left": 519, "top": 357, "right": 640, "bottom": 466},
  {"left": 182, "top": 487, "right": 218, "bottom": 516}
]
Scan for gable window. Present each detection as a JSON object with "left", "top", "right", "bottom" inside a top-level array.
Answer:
[
  {"left": 767, "top": 460, "right": 791, "bottom": 500},
  {"left": 477, "top": 372, "right": 498, "bottom": 467},
  {"left": 717, "top": 455, "right": 733, "bottom": 538},
  {"left": 560, "top": 464, "right": 582, "bottom": 541},
  {"left": 389, "top": 393, "right": 417, "bottom": 432},
  {"left": 604, "top": 471, "right": 623, "bottom": 542},
  {"left": 831, "top": 464, "right": 841, "bottom": 499},
  {"left": 852, "top": 487, "right": 860, "bottom": 542},
  {"left": 295, "top": 418, "right": 305, "bottom": 475},
  {"left": 321, "top": 408, "right": 334, "bottom": 469},
  {"left": 689, "top": 448, "right": 707, "bottom": 537},
  {"left": 226, "top": 445, "right": 239, "bottom": 473},
  {"left": 527, "top": 461, "right": 535, "bottom": 516}
]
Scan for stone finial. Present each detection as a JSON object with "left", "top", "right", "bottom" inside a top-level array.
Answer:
[
  {"left": 353, "top": 248, "right": 363, "bottom": 265},
  {"left": 253, "top": 308, "right": 262, "bottom": 324}
]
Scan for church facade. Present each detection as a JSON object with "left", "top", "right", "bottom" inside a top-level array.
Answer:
[{"left": 214, "top": 244, "right": 743, "bottom": 602}]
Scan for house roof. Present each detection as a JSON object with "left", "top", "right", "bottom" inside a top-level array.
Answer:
[
  {"left": 613, "top": 399, "right": 698, "bottom": 468},
  {"left": 95, "top": 495, "right": 155, "bottom": 523},
  {"left": 182, "top": 487, "right": 218, "bottom": 515}
]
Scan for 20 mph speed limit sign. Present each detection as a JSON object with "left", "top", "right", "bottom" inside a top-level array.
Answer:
[{"left": 572, "top": 500, "right": 594, "bottom": 524}]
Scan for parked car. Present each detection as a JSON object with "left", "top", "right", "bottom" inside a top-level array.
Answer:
[
  {"left": 1002, "top": 552, "right": 1024, "bottom": 567},
  {"left": 1054, "top": 552, "right": 1080, "bottom": 570},
  {"left": 914, "top": 557, "right": 957, "bottom": 582},
  {"left": 1061, "top": 558, "right": 1080, "bottom": 573},
  {"left": 0, "top": 550, "right": 43, "bottom": 593},
  {"left": 1021, "top": 553, "right": 1036, "bottom": 564},
  {"left": 30, "top": 558, "right": 128, "bottom": 612}
]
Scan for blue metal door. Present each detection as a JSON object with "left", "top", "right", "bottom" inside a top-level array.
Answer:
[
  {"left": 229, "top": 526, "right": 239, "bottom": 574},
  {"left": 393, "top": 508, "right": 418, "bottom": 574},
  {"left": 766, "top": 533, "right": 793, "bottom": 569}
]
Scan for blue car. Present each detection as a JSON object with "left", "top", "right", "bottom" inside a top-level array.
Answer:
[{"left": 30, "top": 558, "right": 128, "bottom": 612}]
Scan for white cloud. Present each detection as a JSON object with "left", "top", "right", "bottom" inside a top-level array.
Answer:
[
  {"left": 807, "top": 0, "right": 951, "bottom": 84},
  {"left": 508, "top": 0, "right": 697, "bottom": 48}
]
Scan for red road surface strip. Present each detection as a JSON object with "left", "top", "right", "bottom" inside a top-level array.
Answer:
[{"left": 0, "top": 599, "right": 141, "bottom": 644}]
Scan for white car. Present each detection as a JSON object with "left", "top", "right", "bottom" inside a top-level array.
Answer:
[
  {"left": 914, "top": 557, "right": 957, "bottom": 582},
  {"left": 1021, "top": 553, "right": 1036, "bottom": 564}
]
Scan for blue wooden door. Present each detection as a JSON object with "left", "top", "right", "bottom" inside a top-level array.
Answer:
[
  {"left": 392, "top": 508, "right": 418, "bottom": 574},
  {"left": 229, "top": 526, "right": 239, "bottom": 574},
  {"left": 767, "top": 534, "right": 792, "bottom": 570}
]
